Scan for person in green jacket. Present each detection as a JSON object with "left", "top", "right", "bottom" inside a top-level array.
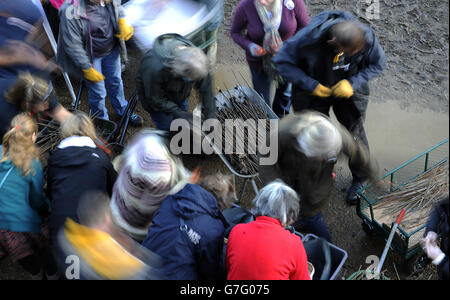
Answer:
[
  {"left": 136, "top": 33, "right": 216, "bottom": 131},
  {"left": 0, "top": 113, "right": 57, "bottom": 280}
]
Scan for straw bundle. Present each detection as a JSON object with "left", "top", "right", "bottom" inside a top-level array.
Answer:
[{"left": 371, "top": 161, "right": 449, "bottom": 231}]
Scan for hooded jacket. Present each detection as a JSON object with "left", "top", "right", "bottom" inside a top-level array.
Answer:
[
  {"left": 259, "top": 113, "right": 379, "bottom": 219},
  {"left": 0, "top": 146, "right": 49, "bottom": 234},
  {"left": 136, "top": 34, "right": 216, "bottom": 119},
  {"left": 56, "top": 0, "right": 126, "bottom": 78},
  {"left": 273, "top": 10, "right": 386, "bottom": 95},
  {"left": 47, "top": 136, "right": 117, "bottom": 240},
  {"left": 56, "top": 218, "right": 166, "bottom": 280},
  {"left": 141, "top": 183, "right": 227, "bottom": 280}
]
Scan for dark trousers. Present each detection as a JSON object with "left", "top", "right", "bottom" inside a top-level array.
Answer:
[
  {"left": 250, "top": 68, "right": 292, "bottom": 118},
  {"left": 292, "top": 90, "right": 370, "bottom": 180},
  {"left": 296, "top": 213, "right": 332, "bottom": 243}
]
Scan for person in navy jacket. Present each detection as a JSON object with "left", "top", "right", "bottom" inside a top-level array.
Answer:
[
  {"left": 273, "top": 10, "right": 386, "bottom": 205},
  {"left": 142, "top": 183, "right": 227, "bottom": 280}
]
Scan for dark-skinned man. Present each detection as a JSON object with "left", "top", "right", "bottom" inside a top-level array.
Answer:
[{"left": 273, "top": 10, "right": 386, "bottom": 205}]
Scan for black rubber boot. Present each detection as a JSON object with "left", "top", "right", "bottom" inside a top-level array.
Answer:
[{"left": 346, "top": 179, "right": 363, "bottom": 205}]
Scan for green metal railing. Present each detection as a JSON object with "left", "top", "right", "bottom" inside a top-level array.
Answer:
[{"left": 357, "top": 138, "right": 449, "bottom": 259}]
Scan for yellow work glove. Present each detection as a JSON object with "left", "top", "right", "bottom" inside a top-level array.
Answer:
[
  {"left": 115, "top": 18, "right": 134, "bottom": 41},
  {"left": 82, "top": 67, "right": 105, "bottom": 82},
  {"left": 311, "top": 83, "right": 332, "bottom": 98},
  {"left": 332, "top": 79, "right": 354, "bottom": 98}
]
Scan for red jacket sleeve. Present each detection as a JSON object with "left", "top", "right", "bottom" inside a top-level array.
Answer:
[{"left": 290, "top": 239, "right": 311, "bottom": 280}]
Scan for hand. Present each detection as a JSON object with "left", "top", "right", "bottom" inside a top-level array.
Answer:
[
  {"left": 424, "top": 240, "right": 444, "bottom": 262},
  {"left": 82, "top": 67, "right": 105, "bottom": 82},
  {"left": 311, "top": 83, "right": 332, "bottom": 98},
  {"left": 115, "top": 18, "right": 134, "bottom": 41},
  {"left": 424, "top": 231, "right": 438, "bottom": 244},
  {"left": 249, "top": 43, "right": 266, "bottom": 57},
  {"left": 331, "top": 79, "right": 354, "bottom": 98}
]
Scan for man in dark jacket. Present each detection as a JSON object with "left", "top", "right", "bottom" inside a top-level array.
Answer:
[
  {"left": 422, "top": 197, "right": 449, "bottom": 280},
  {"left": 273, "top": 10, "right": 386, "bottom": 205},
  {"left": 259, "top": 111, "right": 379, "bottom": 242},
  {"left": 136, "top": 33, "right": 216, "bottom": 131},
  {"left": 141, "top": 183, "right": 227, "bottom": 280}
]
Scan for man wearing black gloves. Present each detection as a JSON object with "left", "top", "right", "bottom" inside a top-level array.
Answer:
[
  {"left": 273, "top": 10, "right": 386, "bottom": 205},
  {"left": 136, "top": 33, "right": 216, "bottom": 131}
]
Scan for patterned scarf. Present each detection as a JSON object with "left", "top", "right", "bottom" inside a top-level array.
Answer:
[{"left": 254, "top": 0, "right": 284, "bottom": 83}]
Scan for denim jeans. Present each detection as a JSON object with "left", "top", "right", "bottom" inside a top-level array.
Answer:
[
  {"left": 250, "top": 68, "right": 292, "bottom": 118},
  {"left": 147, "top": 99, "right": 189, "bottom": 131},
  {"left": 85, "top": 47, "right": 128, "bottom": 120}
]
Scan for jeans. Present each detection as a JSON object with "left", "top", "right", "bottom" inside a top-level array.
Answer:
[
  {"left": 250, "top": 68, "right": 272, "bottom": 107},
  {"left": 272, "top": 82, "right": 292, "bottom": 118},
  {"left": 85, "top": 47, "right": 128, "bottom": 120},
  {"left": 147, "top": 99, "right": 189, "bottom": 131},
  {"left": 296, "top": 213, "right": 332, "bottom": 242},
  {"left": 250, "top": 68, "right": 292, "bottom": 118}
]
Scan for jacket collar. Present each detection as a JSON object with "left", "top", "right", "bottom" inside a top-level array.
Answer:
[
  {"left": 255, "top": 216, "right": 283, "bottom": 227},
  {"left": 57, "top": 136, "right": 96, "bottom": 149}
]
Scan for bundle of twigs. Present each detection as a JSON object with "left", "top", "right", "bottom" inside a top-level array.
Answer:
[
  {"left": 215, "top": 87, "right": 272, "bottom": 176},
  {"left": 372, "top": 161, "right": 449, "bottom": 231}
]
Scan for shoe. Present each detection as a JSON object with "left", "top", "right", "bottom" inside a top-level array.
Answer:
[
  {"left": 129, "top": 113, "right": 143, "bottom": 127},
  {"left": 46, "top": 271, "right": 61, "bottom": 280},
  {"left": 346, "top": 180, "right": 363, "bottom": 205},
  {"left": 30, "top": 269, "right": 44, "bottom": 280}
]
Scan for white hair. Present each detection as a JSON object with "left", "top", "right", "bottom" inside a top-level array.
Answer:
[
  {"left": 251, "top": 180, "right": 300, "bottom": 227},
  {"left": 296, "top": 113, "right": 342, "bottom": 159},
  {"left": 169, "top": 46, "right": 209, "bottom": 81}
]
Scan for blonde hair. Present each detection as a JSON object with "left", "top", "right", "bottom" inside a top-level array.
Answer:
[
  {"left": 60, "top": 111, "right": 97, "bottom": 141},
  {"left": 5, "top": 72, "right": 53, "bottom": 111},
  {"left": 1, "top": 113, "right": 39, "bottom": 177}
]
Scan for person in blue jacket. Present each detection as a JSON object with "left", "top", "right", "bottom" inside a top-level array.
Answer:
[
  {"left": 142, "top": 182, "right": 228, "bottom": 280},
  {"left": 0, "top": 113, "right": 57, "bottom": 280},
  {"left": 273, "top": 10, "right": 386, "bottom": 205}
]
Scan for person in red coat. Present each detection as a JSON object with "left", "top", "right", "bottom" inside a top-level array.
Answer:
[{"left": 226, "top": 180, "right": 311, "bottom": 280}]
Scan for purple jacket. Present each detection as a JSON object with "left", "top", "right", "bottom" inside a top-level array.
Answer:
[{"left": 231, "top": 0, "right": 310, "bottom": 72}]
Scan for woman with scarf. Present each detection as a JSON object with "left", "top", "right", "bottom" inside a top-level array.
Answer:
[{"left": 231, "top": 0, "right": 309, "bottom": 118}]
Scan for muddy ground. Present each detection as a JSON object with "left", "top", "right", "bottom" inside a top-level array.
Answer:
[{"left": 1, "top": 0, "right": 448, "bottom": 280}]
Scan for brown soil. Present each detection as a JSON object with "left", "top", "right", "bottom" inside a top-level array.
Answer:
[{"left": 1, "top": 0, "right": 447, "bottom": 280}]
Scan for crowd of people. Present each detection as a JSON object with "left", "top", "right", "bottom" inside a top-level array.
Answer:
[{"left": 0, "top": 0, "right": 447, "bottom": 281}]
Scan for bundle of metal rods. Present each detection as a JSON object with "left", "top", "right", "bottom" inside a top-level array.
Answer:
[
  {"left": 36, "top": 111, "right": 106, "bottom": 159},
  {"left": 372, "top": 161, "right": 449, "bottom": 231},
  {"left": 215, "top": 87, "right": 272, "bottom": 176}
]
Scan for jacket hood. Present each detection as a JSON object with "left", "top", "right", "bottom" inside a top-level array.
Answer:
[
  {"left": 48, "top": 138, "right": 100, "bottom": 169},
  {"left": 294, "top": 10, "right": 374, "bottom": 48},
  {"left": 171, "top": 184, "right": 221, "bottom": 220},
  {"left": 0, "top": 158, "right": 14, "bottom": 173},
  {"left": 152, "top": 34, "right": 195, "bottom": 67}
]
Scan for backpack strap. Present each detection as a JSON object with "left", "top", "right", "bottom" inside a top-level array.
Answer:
[{"left": 0, "top": 167, "right": 14, "bottom": 190}]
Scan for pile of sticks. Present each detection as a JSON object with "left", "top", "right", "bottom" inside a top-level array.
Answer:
[
  {"left": 215, "top": 87, "right": 272, "bottom": 175},
  {"left": 372, "top": 160, "right": 449, "bottom": 231},
  {"left": 36, "top": 119, "right": 61, "bottom": 158}
]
